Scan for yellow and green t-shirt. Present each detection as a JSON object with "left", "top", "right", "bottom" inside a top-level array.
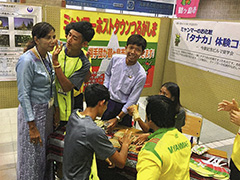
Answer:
[
  {"left": 231, "top": 127, "right": 240, "bottom": 171},
  {"left": 137, "top": 128, "right": 191, "bottom": 180},
  {"left": 55, "top": 47, "right": 90, "bottom": 121}
]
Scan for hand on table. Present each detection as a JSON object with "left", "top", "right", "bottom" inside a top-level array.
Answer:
[
  {"left": 230, "top": 110, "right": 240, "bottom": 126},
  {"left": 218, "top": 99, "right": 239, "bottom": 112},
  {"left": 106, "top": 118, "right": 118, "bottom": 132},
  {"left": 133, "top": 133, "right": 149, "bottom": 145},
  {"left": 121, "top": 129, "right": 133, "bottom": 147}
]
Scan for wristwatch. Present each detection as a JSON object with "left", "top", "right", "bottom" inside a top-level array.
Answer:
[{"left": 116, "top": 115, "right": 122, "bottom": 122}]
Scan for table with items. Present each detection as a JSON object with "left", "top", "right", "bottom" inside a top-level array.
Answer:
[{"left": 47, "top": 121, "right": 230, "bottom": 180}]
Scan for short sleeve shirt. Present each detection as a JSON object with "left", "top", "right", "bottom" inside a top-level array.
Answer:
[{"left": 63, "top": 110, "right": 116, "bottom": 180}]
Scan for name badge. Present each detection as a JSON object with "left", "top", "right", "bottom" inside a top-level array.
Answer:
[{"left": 48, "top": 98, "right": 54, "bottom": 109}]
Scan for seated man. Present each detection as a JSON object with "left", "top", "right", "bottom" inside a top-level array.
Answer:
[
  {"left": 63, "top": 84, "right": 132, "bottom": 180},
  {"left": 136, "top": 95, "right": 191, "bottom": 180}
]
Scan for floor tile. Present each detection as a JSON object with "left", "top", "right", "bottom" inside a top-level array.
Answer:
[
  {"left": 215, "top": 144, "right": 233, "bottom": 159},
  {"left": 0, "top": 168, "right": 16, "bottom": 180},
  {"left": 0, "top": 124, "right": 11, "bottom": 134},
  {"left": 0, "top": 133, "right": 13, "bottom": 144},
  {"left": 11, "top": 132, "right": 17, "bottom": 142},
  {"left": 13, "top": 141, "right": 17, "bottom": 152},
  {"left": 206, "top": 143, "right": 217, "bottom": 148},
  {"left": 0, "top": 142, "right": 14, "bottom": 155},
  {"left": 199, "top": 118, "right": 235, "bottom": 143},
  {"left": 10, "top": 123, "right": 17, "bottom": 133},
  {"left": 212, "top": 141, "right": 224, "bottom": 148},
  {"left": 1, "top": 117, "right": 10, "bottom": 125},
  {"left": 220, "top": 138, "right": 235, "bottom": 146},
  {"left": 10, "top": 115, "right": 17, "bottom": 124},
  {"left": 0, "top": 154, "right": 15, "bottom": 170}
]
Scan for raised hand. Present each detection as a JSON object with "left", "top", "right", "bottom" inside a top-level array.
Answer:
[{"left": 218, "top": 99, "right": 239, "bottom": 112}]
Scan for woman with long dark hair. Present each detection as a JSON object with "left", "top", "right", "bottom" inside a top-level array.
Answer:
[
  {"left": 159, "top": 82, "right": 185, "bottom": 132},
  {"left": 16, "top": 22, "right": 61, "bottom": 180}
]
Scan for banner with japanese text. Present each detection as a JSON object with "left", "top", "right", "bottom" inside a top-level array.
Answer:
[
  {"left": 60, "top": 9, "right": 161, "bottom": 87},
  {"left": 175, "top": 0, "right": 200, "bottom": 18},
  {"left": 168, "top": 20, "right": 240, "bottom": 80},
  {"left": 0, "top": 3, "right": 42, "bottom": 81}
]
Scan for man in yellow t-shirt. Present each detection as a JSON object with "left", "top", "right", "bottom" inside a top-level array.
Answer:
[
  {"left": 136, "top": 95, "right": 191, "bottom": 180},
  {"left": 52, "top": 21, "right": 95, "bottom": 126},
  {"left": 218, "top": 99, "right": 240, "bottom": 180}
]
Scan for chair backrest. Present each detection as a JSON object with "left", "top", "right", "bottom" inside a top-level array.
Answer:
[{"left": 182, "top": 110, "right": 203, "bottom": 144}]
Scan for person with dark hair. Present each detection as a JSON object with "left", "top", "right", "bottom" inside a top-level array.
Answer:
[
  {"left": 102, "top": 34, "right": 147, "bottom": 131},
  {"left": 136, "top": 95, "right": 191, "bottom": 180},
  {"left": 16, "top": 22, "right": 60, "bottom": 179},
  {"left": 64, "top": 22, "right": 92, "bottom": 111},
  {"left": 218, "top": 99, "right": 240, "bottom": 180},
  {"left": 62, "top": 84, "right": 133, "bottom": 180},
  {"left": 128, "top": 82, "right": 185, "bottom": 145},
  {"left": 52, "top": 21, "right": 95, "bottom": 127},
  {"left": 159, "top": 82, "right": 185, "bottom": 132}
]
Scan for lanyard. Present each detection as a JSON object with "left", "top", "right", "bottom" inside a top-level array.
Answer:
[
  {"left": 34, "top": 46, "right": 53, "bottom": 97},
  {"left": 63, "top": 47, "right": 80, "bottom": 75}
]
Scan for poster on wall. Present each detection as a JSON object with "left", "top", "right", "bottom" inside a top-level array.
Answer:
[
  {"left": 168, "top": 20, "right": 240, "bottom": 81},
  {"left": 0, "top": 3, "right": 41, "bottom": 81},
  {"left": 175, "top": 0, "right": 200, "bottom": 18},
  {"left": 60, "top": 9, "right": 161, "bottom": 88}
]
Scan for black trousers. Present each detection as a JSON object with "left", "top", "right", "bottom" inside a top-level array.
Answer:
[
  {"left": 74, "top": 93, "right": 84, "bottom": 110},
  {"left": 230, "top": 158, "right": 240, "bottom": 180},
  {"left": 96, "top": 159, "right": 129, "bottom": 180}
]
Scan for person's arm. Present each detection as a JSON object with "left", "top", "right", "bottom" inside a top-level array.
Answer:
[
  {"left": 83, "top": 49, "right": 92, "bottom": 83},
  {"left": 121, "top": 75, "right": 146, "bottom": 115},
  {"left": 108, "top": 130, "right": 133, "bottom": 168},
  {"left": 174, "top": 108, "right": 186, "bottom": 132},
  {"left": 16, "top": 56, "right": 35, "bottom": 122},
  {"left": 52, "top": 44, "right": 90, "bottom": 92},
  {"left": 16, "top": 55, "right": 42, "bottom": 145},
  {"left": 218, "top": 99, "right": 239, "bottom": 112},
  {"left": 51, "top": 41, "right": 75, "bottom": 92},
  {"left": 107, "top": 111, "right": 126, "bottom": 132},
  {"left": 68, "top": 54, "right": 91, "bottom": 91},
  {"left": 127, "top": 104, "right": 150, "bottom": 132},
  {"left": 103, "top": 57, "right": 114, "bottom": 89},
  {"left": 53, "top": 66, "right": 75, "bottom": 92},
  {"left": 84, "top": 70, "right": 91, "bottom": 83}
]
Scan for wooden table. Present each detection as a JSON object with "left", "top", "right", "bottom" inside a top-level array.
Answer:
[{"left": 47, "top": 126, "right": 230, "bottom": 180}]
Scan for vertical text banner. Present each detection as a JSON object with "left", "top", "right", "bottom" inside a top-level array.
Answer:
[
  {"left": 168, "top": 20, "right": 240, "bottom": 80},
  {"left": 175, "top": 0, "right": 200, "bottom": 18},
  {"left": 60, "top": 9, "right": 161, "bottom": 87}
]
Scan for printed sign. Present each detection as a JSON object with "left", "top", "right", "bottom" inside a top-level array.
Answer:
[
  {"left": 169, "top": 20, "right": 240, "bottom": 81},
  {"left": 0, "top": 3, "right": 41, "bottom": 81},
  {"left": 175, "top": 0, "right": 200, "bottom": 18}
]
